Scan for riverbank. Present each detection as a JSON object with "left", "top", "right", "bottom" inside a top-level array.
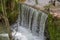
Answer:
[
  {"left": 0, "top": 1, "right": 60, "bottom": 40},
  {"left": 22, "top": 2, "right": 60, "bottom": 19}
]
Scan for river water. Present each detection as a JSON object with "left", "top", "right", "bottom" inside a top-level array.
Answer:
[{"left": 0, "top": 2, "right": 48, "bottom": 40}]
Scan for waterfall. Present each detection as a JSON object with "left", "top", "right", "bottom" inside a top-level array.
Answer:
[
  {"left": 0, "top": 4, "right": 48, "bottom": 40},
  {"left": 14, "top": 4, "right": 48, "bottom": 40}
]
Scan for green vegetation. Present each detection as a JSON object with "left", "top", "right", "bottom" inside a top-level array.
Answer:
[
  {"left": 47, "top": 13, "right": 60, "bottom": 40},
  {"left": 44, "top": 3, "right": 60, "bottom": 40},
  {"left": 0, "top": 0, "right": 18, "bottom": 24},
  {"left": 0, "top": 0, "right": 19, "bottom": 40},
  {"left": 47, "top": 14, "right": 56, "bottom": 40},
  {"left": 0, "top": 0, "right": 60, "bottom": 40}
]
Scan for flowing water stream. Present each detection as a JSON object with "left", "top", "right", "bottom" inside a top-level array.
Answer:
[
  {"left": 0, "top": 4, "right": 48, "bottom": 40},
  {"left": 13, "top": 4, "right": 48, "bottom": 40}
]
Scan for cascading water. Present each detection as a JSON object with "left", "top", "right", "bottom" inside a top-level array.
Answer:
[
  {"left": 12, "top": 4, "right": 48, "bottom": 40},
  {"left": 0, "top": 4, "right": 48, "bottom": 40}
]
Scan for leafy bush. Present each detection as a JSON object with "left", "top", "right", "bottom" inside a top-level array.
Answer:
[{"left": 47, "top": 13, "right": 60, "bottom": 40}]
